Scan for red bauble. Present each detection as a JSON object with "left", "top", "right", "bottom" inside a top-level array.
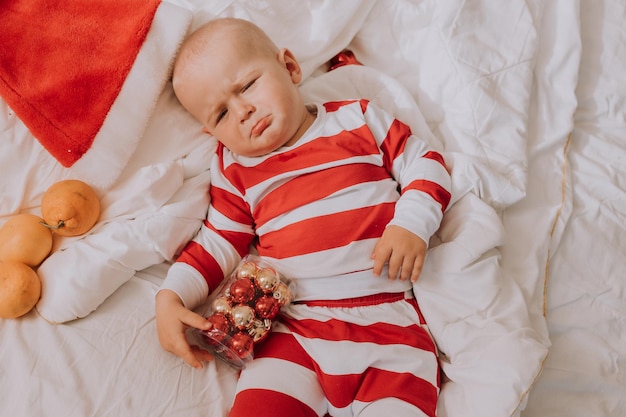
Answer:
[
  {"left": 254, "top": 295, "right": 280, "bottom": 319},
  {"left": 228, "top": 332, "right": 254, "bottom": 358},
  {"left": 204, "top": 313, "right": 232, "bottom": 343},
  {"left": 229, "top": 278, "right": 257, "bottom": 304}
]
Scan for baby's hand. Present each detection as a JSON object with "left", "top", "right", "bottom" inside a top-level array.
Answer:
[
  {"left": 155, "top": 289, "right": 214, "bottom": 369},
  {"left": 371, "top": 225, "right": 427, "bottom": 283}
]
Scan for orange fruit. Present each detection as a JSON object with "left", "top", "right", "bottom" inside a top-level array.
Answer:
[
  {"left": 0, "top": 260, "right": 41, "bottom": 318},
  {"left": 0, "top": 213, "right": 53, "bottom": 267},
  {"left": 41, "top": 179, "right": 101, "bottom": 237}
]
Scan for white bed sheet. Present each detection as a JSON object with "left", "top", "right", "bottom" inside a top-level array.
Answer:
[
  {"left": 519, "top": 0, "right": 626, "bottom": 415},
  {"left": 2, "top": 0, "right": 623, "bottom": 416},
  {"left": 0, "top": 262, "right": 239, "bottom": 417}
]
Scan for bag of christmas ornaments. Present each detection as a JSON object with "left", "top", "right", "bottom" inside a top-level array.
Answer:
[{"left": 188, "top": 255, "right": 295, "bottom": 369}]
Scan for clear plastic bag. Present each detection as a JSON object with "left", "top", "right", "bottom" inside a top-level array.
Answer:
[{"left": 187, "top": 255, "right": 295, "bottom": 369}]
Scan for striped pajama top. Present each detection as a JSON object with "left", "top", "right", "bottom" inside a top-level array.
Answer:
[{"left": 162, "top": 99, "right": 451, "bottom": 308}]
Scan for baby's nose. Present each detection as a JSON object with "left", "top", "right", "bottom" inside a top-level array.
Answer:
[{"left": 234, "top": 99, "right": 255, "bottom": 122}]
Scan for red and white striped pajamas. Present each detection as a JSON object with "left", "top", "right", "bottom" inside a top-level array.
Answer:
[
  {"left": 231, "top": 291, "right": 439, "bottom": 417},
  {"left": 161, "top": 99, "right": 451, "bottom": 416}
]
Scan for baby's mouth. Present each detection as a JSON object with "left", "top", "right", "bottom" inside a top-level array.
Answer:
[{"left": 251, "top": 116, "right": 270, "bottom": 137}]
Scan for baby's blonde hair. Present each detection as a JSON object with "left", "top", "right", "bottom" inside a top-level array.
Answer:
[{"left": 174, "top": 18, "right": 279, "bottom": 81}]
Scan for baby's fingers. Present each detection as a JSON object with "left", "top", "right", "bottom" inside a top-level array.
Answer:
[
  {"left": 180, "top": 309, "right": 212, "bottom": 331},
  {"left": 409, "top": 257, "right": 424, "bottom": 282},
  {"left": 180, "top": 312, "right": 213, "bottom": 369},
  {"left": 388, "top": 252, "right": 425, "bottom": 282},
  {"left": 386, "top": 250, "right": 404, "bottom": 280},
  {"left": 169, "top": 325, "right": 213, "bottom": 369},
  {"left": 371, "top": 244, "right": 392, "bottom": 277},
  {"left": 177, "top": 341, "right": 202, "bottom": 369}
]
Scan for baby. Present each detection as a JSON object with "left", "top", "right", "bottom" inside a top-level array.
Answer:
[{"left": 156, "top": 17, "right": 451, "bottom": 417}]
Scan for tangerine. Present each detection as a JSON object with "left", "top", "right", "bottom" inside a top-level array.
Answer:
[
  {"left": 41, "top": 179, "right": 101, "bottom": 237},
  {"left": 0, "top": 213, "right": 53, "bottom": 267},
  {"left": 0, "top": 260, "right": 41, "bottom": 318}
]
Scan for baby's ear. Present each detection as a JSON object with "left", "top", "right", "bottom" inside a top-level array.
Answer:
[{"left": 279, "top": 48, "right": 302, "bottom": 84}]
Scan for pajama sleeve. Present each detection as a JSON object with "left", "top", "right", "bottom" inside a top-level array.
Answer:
[
  {"left": 160, "top": 146, "right": 256, "bottom": 309},
  {"left": 363, "top": 101, "right": 451, "bottom": 244}
]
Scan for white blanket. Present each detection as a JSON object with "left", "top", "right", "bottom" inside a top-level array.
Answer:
[{"left": 518, "top": 0, "right": 626, "bottom": 414}]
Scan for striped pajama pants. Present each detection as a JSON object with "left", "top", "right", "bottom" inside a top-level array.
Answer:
[{"left": 229, "top": 291, "right": 440, "bottom": 417}]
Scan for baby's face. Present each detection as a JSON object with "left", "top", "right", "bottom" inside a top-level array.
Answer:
[{"left": 178, "top": 41, "right": 309, "bottom": 157}]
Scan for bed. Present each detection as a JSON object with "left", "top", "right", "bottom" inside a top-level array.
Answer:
[{"left": 0, "top": 0, "right": 623, "bottom": 416}]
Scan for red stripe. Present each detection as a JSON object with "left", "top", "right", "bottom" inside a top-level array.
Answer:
[
  {"left": 209, "top": 185, "right": 252, "bottom": 225},
  {"left": 402, "top": 179, "right": 451, "bottom": 213},
  {"left": 231, "top": 389, "right": 319, "bottom": 417},
  {"left": 358, "top": 98, "right": 369, "bottom": 113},
  {"left": 322, "top": 99, "right": 366, "bottom": 113},
  {"left": 379, "top": 118, "right": 411, "bottom": 172},
  {"left": 257, "top": 203, "right": 394, "bottom": 259},
  {"left": 253, "top": 163, "right": 390, "bottom": 228},
  {"left": 223, "top": 126, "right": 380, "bottom": 192},
  {"left": 176, "top": 241, "right": 223, "bottom": 291},
  {"left": 296, "top": 292, "right": 405, "bottom": 308},
  {"left": 254, "top": 332, "right": 315, "bottom": 371},
  {"left": 205, "top": 222, "right": 253, "bottom": 258},
  {"left": 320, "top": 368, "right": 438, "bottom": 416},
  {"left": 423, "top": 150, "right": 446, "bottom": 167},
  {"left": 284, "top": 317, "right": 437, "bottom": 354},
  {"left": 405, "top": 296, "right": 427, "bottom": 324}
]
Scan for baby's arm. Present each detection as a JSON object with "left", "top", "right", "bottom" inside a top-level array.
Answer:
[
  {"left": 371, "top": 225, "right": 427, "bottom": 282},
  {"left": 155, "top": 155, "right": 256, "bottom": 368},
  {"left": 155, "top": 289, "right": 214, "bottom": 369},
  {"left": 362, "top": 102, "right": 451, "bottom": 282}
]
